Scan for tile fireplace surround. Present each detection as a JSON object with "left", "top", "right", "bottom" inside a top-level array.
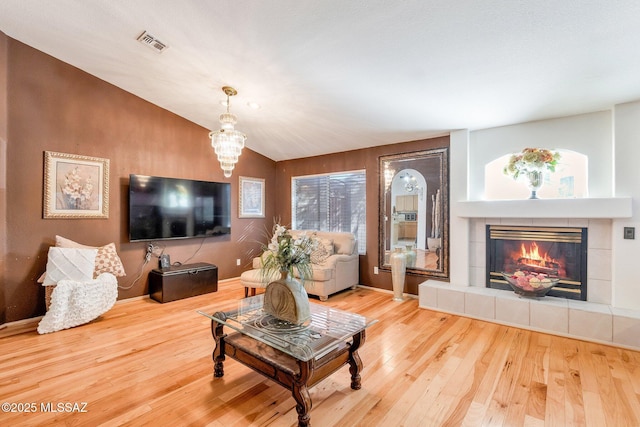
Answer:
[
  {"left": 416, "top": 112, "right": 640, "bottom": 350},
  {"left": 418, "top": 198, "right": 640, "bottom": 351}
]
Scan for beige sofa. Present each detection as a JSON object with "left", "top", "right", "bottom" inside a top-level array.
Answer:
[{"left": 240, "top": 230, "right": 359, "bottom": 301}]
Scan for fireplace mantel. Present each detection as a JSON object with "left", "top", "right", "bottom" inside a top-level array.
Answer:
[{"left": 456, "top": 197, "right": 632, "bottom": 219}]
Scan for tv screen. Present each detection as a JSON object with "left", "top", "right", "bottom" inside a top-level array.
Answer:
[{"left": 129, "top": 174, "right": 231, "bottom": 242}]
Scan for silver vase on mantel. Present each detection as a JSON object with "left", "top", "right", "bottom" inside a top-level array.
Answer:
[
  {"left": 526, "top": 170, "right": 544, "bottom": 199},
  {"left": 390, "top": 247, "right": 406, "bottom": 301}
]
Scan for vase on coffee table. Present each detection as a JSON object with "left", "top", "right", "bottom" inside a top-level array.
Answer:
[{"left": 263, "top": 271, "right": 311, "bottom": 325}]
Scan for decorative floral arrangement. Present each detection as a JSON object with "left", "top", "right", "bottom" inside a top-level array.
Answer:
[
  {"left": 260, "top": 224, "right": 318, "bottom": 282},
  {"left": 503, "top": 148, "right": 561, "bottom": 180}
]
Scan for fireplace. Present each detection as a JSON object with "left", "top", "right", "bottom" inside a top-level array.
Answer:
[{"left": 486, "top": 225, "right": 588, "bottom": 300}]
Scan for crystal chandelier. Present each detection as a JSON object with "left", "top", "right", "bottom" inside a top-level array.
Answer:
[{"left": 209, "top": 86, "right": 247, "bottom": 178}]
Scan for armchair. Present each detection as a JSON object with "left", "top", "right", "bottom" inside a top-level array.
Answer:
[{"left": 240, "top": 230, "right": 359, "bottom": 301}]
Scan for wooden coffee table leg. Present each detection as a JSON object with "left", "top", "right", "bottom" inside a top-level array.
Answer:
[
  {"left": 210, "top": 314, "right": 227, "bottom": 378},
  {"left": 349, "top": 331, "right": 365, "bottom": 390},
  {"left": 292, "top": 361, "right": 312, "bottom": 427},
  {"left": 213, "top": 346, "right": 225, "bottom": 378},
  {"left": 292, "top": 383, "right": 312, "bottom": 427}
]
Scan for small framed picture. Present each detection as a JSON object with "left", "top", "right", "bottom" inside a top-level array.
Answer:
[
  {"left": 43, "top": 151, "right": 110, "bottom": 219},
  {"left": 239, "top": 176, "right": 265, "bottom": 218}
]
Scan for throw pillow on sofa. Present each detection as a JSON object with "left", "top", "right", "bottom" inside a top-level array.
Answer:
[{"left": 310, "top": 238, "right": 333, "bottom": 264}]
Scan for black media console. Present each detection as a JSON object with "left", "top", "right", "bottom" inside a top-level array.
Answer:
[{"left": 149, "top": 262, "right": 218, "bottom": 303}]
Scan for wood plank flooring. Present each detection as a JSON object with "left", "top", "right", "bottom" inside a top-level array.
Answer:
[{"left": 1, "top": 280, "right": 639, "bottom": 426}]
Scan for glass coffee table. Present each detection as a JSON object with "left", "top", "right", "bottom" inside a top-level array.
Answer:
[{"left": 198, "top": 295, "right": 377, "bottom": 427}]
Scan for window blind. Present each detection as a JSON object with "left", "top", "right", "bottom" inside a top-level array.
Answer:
[{"left": 292, "top": 170, "right": 366, "bottom": 254}]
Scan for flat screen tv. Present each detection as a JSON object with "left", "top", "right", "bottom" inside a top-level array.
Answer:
[{"left": 129, "top": 174, "right": 231, "bottom": 242}]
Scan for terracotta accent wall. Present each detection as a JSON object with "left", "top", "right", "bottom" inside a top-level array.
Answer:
[
  {"left": 274, "top": 135, "right": 450, "bottom": 296},
  {"left": 3, "top": 38, "right": 274, "bottom": 322}
]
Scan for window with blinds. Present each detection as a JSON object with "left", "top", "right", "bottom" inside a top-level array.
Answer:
[{"left": 291, "top": 170, "right": 366, "bottom": 254}]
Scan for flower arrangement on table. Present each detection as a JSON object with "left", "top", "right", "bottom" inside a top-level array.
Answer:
[
  {"left": 260, "top": 224, "right": 318, "bottom": 283},
  {"left": 503, "top": 148, "right": 561, "bottom": 181},
  {"left": 260, "top": 223, "right": 318, "bottom": 324}
]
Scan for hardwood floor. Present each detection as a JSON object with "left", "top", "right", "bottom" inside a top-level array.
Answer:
[{"left": 1, "top": 280, "right": 639, "bottom": 426}]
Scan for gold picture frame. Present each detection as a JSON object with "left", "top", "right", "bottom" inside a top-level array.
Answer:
[
  {"left": 43, "top": 151, "right": 110, "bottom": 219},
  {"left": 239, "top": 176, "right": 265, "bottom": 218}
]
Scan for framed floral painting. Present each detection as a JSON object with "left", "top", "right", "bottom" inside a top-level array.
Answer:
[
  {"left": 43, "top": 151, "right": 110, "bottom": 219},
  {"left": 239, "top": 176, "right": 265, "bottom": 218}
]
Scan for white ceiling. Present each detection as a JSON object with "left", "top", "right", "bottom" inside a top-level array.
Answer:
[{"left": 2, "top": 0, "right": 640, "bottom": 161}]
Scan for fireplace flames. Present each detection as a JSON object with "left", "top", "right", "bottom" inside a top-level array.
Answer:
[
  {"left": 489, "top": 225, "right": 587, "bottom": 299},
  {"left": 511, "top": 242, "right": 564, "bottom": 276}
]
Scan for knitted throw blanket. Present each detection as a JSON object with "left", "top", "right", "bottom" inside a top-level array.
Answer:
[{"left": 37, "top": 273, "right": 118, "bottom": 334}]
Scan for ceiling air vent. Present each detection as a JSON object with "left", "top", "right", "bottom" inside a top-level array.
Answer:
[{"left": 137, "top": 31, "right": 168, "bottom": 53}]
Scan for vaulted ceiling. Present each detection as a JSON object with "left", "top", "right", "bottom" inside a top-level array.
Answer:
[{"left": 2, "top": 1, "right": 640, "bottom": 161}]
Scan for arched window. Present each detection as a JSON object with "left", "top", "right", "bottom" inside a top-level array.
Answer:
[{"left": 484, "top": 149, "right": 588, "bottom": 200}]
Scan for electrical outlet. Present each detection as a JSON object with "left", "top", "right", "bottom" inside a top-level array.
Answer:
[
  {"left": 374, "top": 266, "right": 379, "bottom": 274},
  {"left": 236, "top": 259, "right": 241, "bottom": 266},
  {"left": 145, "top": 243, "right": 153, "bottom": 262},
  {"left": 624, "top": 227, "right": 635, "bottom": 240}
]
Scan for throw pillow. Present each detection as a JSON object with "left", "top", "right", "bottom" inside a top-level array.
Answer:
[
  {"left": 333, "top": 235, "right": 355, "bottom": 255},
  {"left": 55, "top": 235, "right": 93, "bottom": 249},
  {"left": 93, "top": 243, "right": 126, "bottom": 277},
  {"left": 43, "top": 247, "right": 98, "bottom": 286},
  {"left": 310, "top": 238, "right": 333, "bottom": 264},
  {"left": 319, "top": 238, "right": 334, "bottom": 255},
  {"left": 56, "top": 235, "right": 126, "bottom": 277}
]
